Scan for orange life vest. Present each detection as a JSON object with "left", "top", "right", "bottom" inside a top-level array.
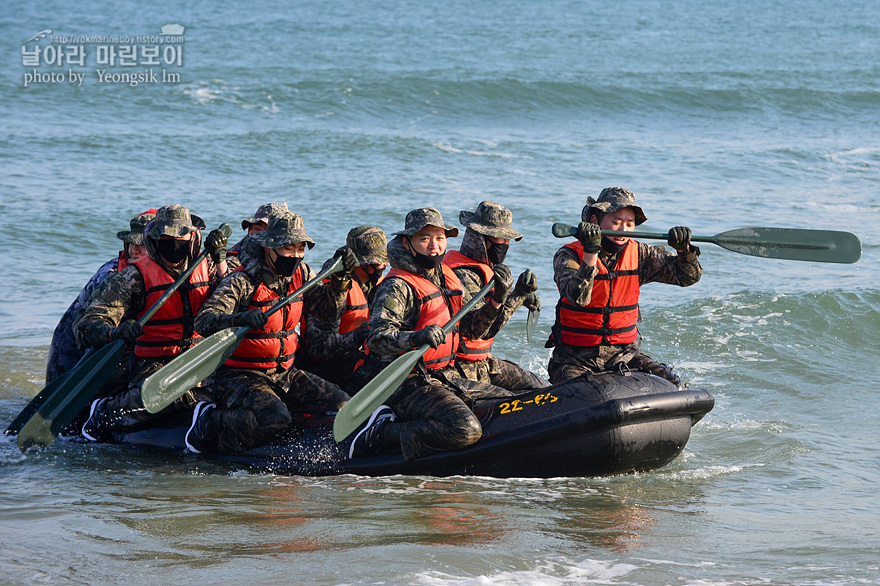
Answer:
[
  {"left": 338, "top": 278, "right": 370, "bottom": 334},
  {"left": 131, "top": 255, "right": 210, "bottom": 358},
  {"left": 553, "top": 240, "right": 640, "bottom": 346},
  {"left": 442, "top": 250, "right": 495, "bottom": 361},
  {"left": 383, "top": 265, "right": 463, "bottom": 370},
  {"left": 225, "top": 267, "right": 305, "bottom": 370}
]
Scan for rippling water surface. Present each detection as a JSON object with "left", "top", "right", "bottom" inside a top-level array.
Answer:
[{"left": 1, "top": 0, "right": 878, "bottom": 584}]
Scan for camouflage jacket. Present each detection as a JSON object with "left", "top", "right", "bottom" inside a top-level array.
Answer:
[
  {"left": 450, "top": 227, "right": 533, "bottom": 341},
  {"left": 76, "top": 247, "right": 225, "bottom": 348},
  {"left": 553, "top": 239, "right": 702, "bottom": 307},
  {"left": 366, "top": 235, "right": 501, "bottom": 356},
  {"left": 193, "top": 236, "right": 336, "bottom": 337},
  {"left": 302, "top": 256, "right": 380, "bottom": 362}
]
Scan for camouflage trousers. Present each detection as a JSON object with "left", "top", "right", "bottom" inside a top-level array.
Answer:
[
  {"left": 454, "top": 354, "right": 550, "bottom": 391},
  {"left": 100, "top": 356, "right": 210, "bottom": 433},
  {"left": 382, "top": 367, "right": 512, "bottom": 461},
  {"left": 209, "top": 366, "right": 350, "bottom": 454},
  {"left": 296, "top": 348, "right": 365, "bottom": 395},
  {"left": 547, "top": 342, "right": 683, "bottom": 388}
]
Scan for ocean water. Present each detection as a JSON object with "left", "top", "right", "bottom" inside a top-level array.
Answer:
[{"left": 1, "top": 0, "right": 879, "bottom": 584}]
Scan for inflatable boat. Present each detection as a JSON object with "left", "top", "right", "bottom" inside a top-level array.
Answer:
[{"left": 110, "top": 371, "right": 713, "bottom": 478}]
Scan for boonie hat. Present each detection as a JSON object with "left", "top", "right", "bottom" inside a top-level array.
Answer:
[
  {"left": 347, "top": 226, "right": 388, "bottom": 266},
  {"left": 394, "top": 208, "right": 459, "bottom": 238},
  {"left": 583, "top": 187, "right": 648, "bottom": 226},
  {"left": 251, "top": 210, "right": 315, "bottom": 249},
  {"left": 116, "top": 209, "right": 158, "bottom": 245},
  {"left": 459, "top": 200, "right": 523, "bottom": 241},
  {"left": 242, "top": 202, "right": 289, "bottom": 231},
  {"left": 145, "top": 204, "right": 205, "bottom": 239}
]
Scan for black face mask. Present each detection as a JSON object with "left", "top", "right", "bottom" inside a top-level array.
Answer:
[
  {"left": 601, "top": 236, "right": 627, "bottom": 255},
  {"left": 156, "top": 238, "right": 190, "bottom": 264},
  {"left": 485, "top": 239, "right": 509, "bottom": 265},
  {"left": 366, "top": 266, "right": 385, "bottom": 286},
  {"left": 273, "top": 253, "right": 302, "bottom": 277},
  {"left": 411, "top": 248, "right": 445, "bottom": 270}
]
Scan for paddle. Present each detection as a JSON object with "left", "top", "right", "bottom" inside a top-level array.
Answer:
[
  {"left": 332, "top": 277, "right": 497, "bottom": 441},
  {"left": 551, "top": 223, "right": 862, "bottom": 264},
  {"left": 140, "top": 255, "right": 345, "bottom": 414},
  {"left": 15, "top": 224, "right": 231, "bottom": 451}
]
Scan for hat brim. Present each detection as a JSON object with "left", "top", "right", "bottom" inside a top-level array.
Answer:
[
  {"left": 583, "top": 203, "right": 648, "bottom": 226},
  {"left": 459, "top": 211, "right": 523, "bottom": 241},
  {"left": 252, "top": 231, "right": 316, "bottom": 250},
  {"left": 145, "top": 213, "right": 206, "bottom": 239},
  {"left": 394, "top": 222, "right": 459, "bottom": 238},
  {"left": 116, "top": 230, "right": 145, "bottom": 245},
  {"left": 355, "top": 250, "right": 389, "bottom": 266}
]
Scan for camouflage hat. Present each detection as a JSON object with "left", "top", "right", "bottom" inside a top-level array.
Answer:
[
  {"left": 116, "top": 209, "right": 157, "bottom": 245},
  {"left": 250, "top": 210, "right": 315, "bottom": 249},
  {"left": 582, "top": 187, "right": 648, "bottom": 226},
  {"left": 347, "top": 226, "right": 388, "bottom": 266},
  {"left": 241, "top": 202, "right": 289, "bottom": 231},
  {"left": 459, "top": 200, "right": 523, "bottom": 241},
  {"left": 145, "top": 204, "right": 206, "bottom": 239},
  {"left": 393, "top": 208, "right": 459, "bottom": 238}
]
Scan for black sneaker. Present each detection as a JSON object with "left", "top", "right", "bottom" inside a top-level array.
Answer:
[
  {"left": 348, "top": 405, "right": 396, "bottom": 459},
  {"left": 185, "top": 401, "right": 217, "bottom": 454},
  {"left": 81, "top": 397, "right": 111, "bottom": 442}
]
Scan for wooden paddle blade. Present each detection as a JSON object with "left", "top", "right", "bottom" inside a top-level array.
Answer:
[
  {"left": 712, "top": 227, "right": 862, "bottom": 264},
  {"left": 332, "top": 348, "right": 425, "bottom": 441},
  {"left": 17, "top": 341, "right": 125, "bottom": 451},
  {"left": 141, "top": 327, "right": 248, "bottom": 414}
]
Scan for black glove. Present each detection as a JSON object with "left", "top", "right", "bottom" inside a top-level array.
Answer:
[
  {"left": 110, "top": 320, "right": 144, "bottom": 343},
  {"left": 513, "top": 269, "right": 538, "bottom": 296},
  {"left": 522, "top": 292, "right": 541, "bottom": 312},
  {"left": 411, "top": 324, "right": 445, "bottom": 349},
  {"left": 232, "top": 308, "right": 269, "bottom": 330},
  {"left": 576, "top": 221, "right": 602, "bottom": 254},
  {"left": 352, "top": 321, "right": 370, "bottom": 347},
  {"left": 667, "top": 226, "right": 692, "bottom": 252},
  {"left": 206, "top": 227, "right": 229, "bottom": 263},
  {"left": 334, "top": 246, "right": 359, "bottom": 276},
  {"left": 491, "top": 264, "right": 513, "bottom": 303}
]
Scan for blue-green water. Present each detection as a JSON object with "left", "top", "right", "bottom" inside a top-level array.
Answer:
[{"left": 1, "top": 1, "right": 878, "bottom": 584}]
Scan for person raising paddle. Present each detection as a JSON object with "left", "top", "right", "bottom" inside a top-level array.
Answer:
[
  {"left": 444, "top": 201, "right": 549, "bottom": 391},
  {"left": 76, "top": 204, "right": 230, "bottom": 441},
  {"left": 547, "top": 187, "right": 701, "bottom": 387},
  {"left": 348, "top": 208, "right": 512, "bottom": 461},
  {"left": 185, "top": 210, "right": 356, "bottom": 454}
]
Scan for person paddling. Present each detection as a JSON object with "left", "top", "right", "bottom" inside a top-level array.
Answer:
[
  {"left": 185, "top": 210, "right": 356, "bottom": 454},
  {"left": 299, "top": 226, "right": 389, "bottom": 393},
  {"left": 46, "top": 209, "right": 156, "bottom": 385},
  {"left": 444, "top": 201, "right": 549, "bottom": 390},
  {"left": 76, "top": 204, "right": 230, "bottom": 440},
  {"left": 348, "top": 208, "right": 511, "bottom": 461},
  {"left": 547, "top": 187, "right": 701, "bottom": 387},
  {"left": 228, "top": 202, "right": 289, "bottom": 257}
]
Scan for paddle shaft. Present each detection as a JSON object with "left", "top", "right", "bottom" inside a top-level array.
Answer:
[
  {"left": 551, "top": 223, "right": 861, "bottom": 264},
  {"left": 332, "top": 277, "right": 496, "bottom": 441},
  {"left": 15, "top": 224, "right": 230, "bottom": 450}
]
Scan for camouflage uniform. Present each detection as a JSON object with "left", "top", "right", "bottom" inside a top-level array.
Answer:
[
  {"left": 299, "top": 226, "right": 388, "bottom": 392},
  {"left": 46, "top": 211, "right": 156, "bottom": 384},
  {"left": 192, "top": 212, "right": 349, "bottom": 454},
  {"left": 547, "top": 188, "right": 702, "bottom": 386},
  {"left": 450, "top": 201, "right": 550, "bottom": 391},
  {"left": 361, "top": 209, "right": 512, "bottom": 461},
  {"left": 76, "top": 205, "right": 223, "bottom": 433}
]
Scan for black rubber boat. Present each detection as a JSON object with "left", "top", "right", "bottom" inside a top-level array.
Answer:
[{"left": 109, "top": 371, "right": 713, "bottom": 478}]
